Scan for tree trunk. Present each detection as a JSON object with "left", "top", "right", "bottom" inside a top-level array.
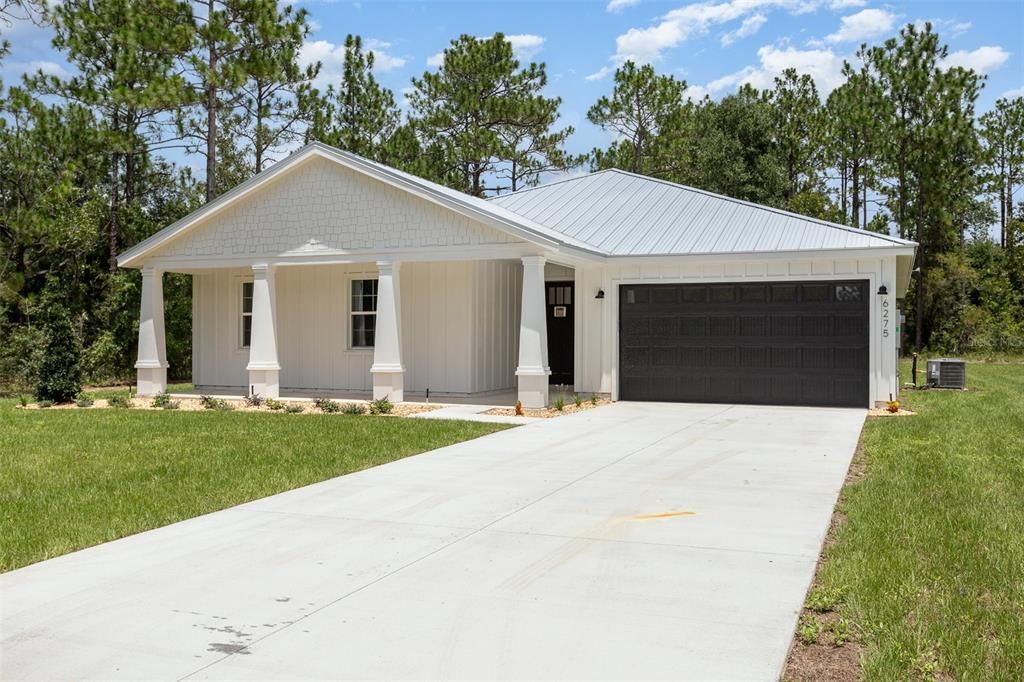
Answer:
[
  {"left": 839, "top": 158, "right": 848, "bottom": 223},
  {"left": 851, "top": 160, "right": 861, "bottom": 230},
  {"left": 999, "top": 173, "right": 1006, "bottom": 248},
  {"left": 862, "top": 181, "right": 868, "bottom": 230},
  {"left": 510, "top": 159, "right": 518, "bottom": 192},
  {"left": 255, "top": 86, "right": 265, "bottom": 173},
  {"left": 109, "top": 149, "right": 120, "bottom": 273},
  {"left": 205, "top": 3, "right": 218, "bottom": 203}
]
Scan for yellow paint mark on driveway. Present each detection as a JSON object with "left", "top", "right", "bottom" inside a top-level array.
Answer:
[{"left": 631, "top": 511, "right": 697, "bottom": 520}]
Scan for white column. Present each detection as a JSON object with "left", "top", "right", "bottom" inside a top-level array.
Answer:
[
  {"left": 135, "top": 265, "right": 168, "bottom": 396},
  {"left": 516, "top": 255, "right": 550, "bottom": 408},
  {"left": 370, "top": 260, "right": 404, "bottom": 402},
  {"left": 246, "top": 263, "right": 280, "bottom": 398}
]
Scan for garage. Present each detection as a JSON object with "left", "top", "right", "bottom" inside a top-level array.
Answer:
[{"left": 619, "top": 280, "right": 870, "bottom": 407}]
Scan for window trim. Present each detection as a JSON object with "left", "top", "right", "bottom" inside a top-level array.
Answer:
[
  {"left": 240, "top": 279, "right": 254, "bottom": 349},
  {"left": 349, "top": 277, "right": 379, "bottom": 350}
]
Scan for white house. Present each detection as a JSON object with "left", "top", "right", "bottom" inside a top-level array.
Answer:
[{"left": 118, "top": 142, "right": 916, "bottom": 409}]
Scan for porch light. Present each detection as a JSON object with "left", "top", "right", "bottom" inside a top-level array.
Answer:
[
  {"left": 877, "top": 285, "right": 888, "bottom": 296},
  {"left": 595, "top": 289, "right": 605, "bottom": 299}
]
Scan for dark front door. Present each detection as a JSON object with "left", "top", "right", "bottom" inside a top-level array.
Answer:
[
  {"left": 618, "top": 280, "right": 870, "bottom": 407},
  {"left": 546, "top": 282, "right": 574, "bottom": 385}
]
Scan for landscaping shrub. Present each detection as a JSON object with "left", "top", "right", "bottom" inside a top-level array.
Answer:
[
  {"left": 369, "top": 396, "right": 393, "bottom": 415},
  {"left": 108, "top": 395, "right": 132, "bottom": 409},
  {"left": 313, "top": 397, "right": 340, "bottom": 413},
  {"left": 573, "top": 394, "right": 583, "bottom": 407},
  {"left": 75, "top": 396, "right": 94, "bottom": 408},
  {"left": 590, "top": 394, "right": 599, "bottom": 405},
  {"left": 243, "top": 393, "right": 264, "bottom": 408},
  {"left": 37, "top": 399, "right": 54, "bottom": 408},
  {"left": 552, "top": 396, "right": 565, "bottom": 411},
  {"left": 265, "top": 398, "right": 285, "bottom": 411},
  {"left": 200, "top": 395, "right": 233, "bottom": 411},
  {"left": 152, "top": 392, "right": 173, "bottom": 408},
  {"left": 341, "top": 402, "right": 366, "bottom": 415},
  {"left": 34, "top": 309, "right": 82, "bottom": 403},
  {"left": 285, "top": 404, "right": 304, "bottom": 413}
]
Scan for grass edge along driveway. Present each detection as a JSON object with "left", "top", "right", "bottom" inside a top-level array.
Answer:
[
  {"left": 0, "top": 402, "right": 509, "bottom": 572},
  {"left": 786, "top": 361, "right": 1024, "bottom": 680}
]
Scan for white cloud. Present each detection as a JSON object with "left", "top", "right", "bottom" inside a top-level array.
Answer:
[
  {"left": 606, "top": 0, "right": 640, "bottom": 12},
  {"left": 826, "top": 8, "right": 897, "bottom": 43},
  {"left": 684, "top": 83, "right": 710, "bottom": 101},
  {"left": 300, "top": 38, "right": 406, "bottom": 90},
  {"left": 505, "top": 34, "right": 546, "bottom": 61},
  {"left": 721, "top": 14, "right": 767, "bottom": 46},
  {"left": 24, "top": 61, "right": 70, "bottom": 79},
  {"left": 940, "top": 46, "right": 1010, "bottom": 74},
  {"left": 1001, "top": 85, "right": 1024, "bottom": 100},
  {"left": 585, "top": 66, "right": 613, "bottom": 81},
  {"left": 828, "top": 0, "right": 866, "bottom": 9},
  {"left": 706, "top": 43, "right": 846, "bottom": 95}
]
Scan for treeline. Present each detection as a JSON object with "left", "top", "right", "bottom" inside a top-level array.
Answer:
[{"left": 1, "top": 0, "right": 1023, "bottom": 392}]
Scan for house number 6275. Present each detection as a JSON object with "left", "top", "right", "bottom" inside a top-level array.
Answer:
[{"left": 881, "top": 297, "right": 890, "bottom": 338}]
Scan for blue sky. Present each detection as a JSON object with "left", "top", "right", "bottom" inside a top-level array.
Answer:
[{"left": 3, "top": 0, "right": 1023, "bottom": 161}]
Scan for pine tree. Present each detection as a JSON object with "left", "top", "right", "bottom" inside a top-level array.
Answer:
[
  {"left": 768, "top": 68, "right": 823, "bottom": 203},
  {"left": 825, "top": 61, "right": 881, "bottom": 228},
  {"left": 979, "top": 97, "right": 1024, "bottom": 249}
]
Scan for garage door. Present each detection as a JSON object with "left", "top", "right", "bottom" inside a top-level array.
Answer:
[{"left": 619, "top": 280, "right": 869, "bottom": 407}]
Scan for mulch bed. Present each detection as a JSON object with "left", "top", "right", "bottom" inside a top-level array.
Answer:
[
  {"left": 482, "top": 397, "right": 611, "bottom": 418},
  {"left": 20, "top": 397, "right": 439, "bottom": 416}
]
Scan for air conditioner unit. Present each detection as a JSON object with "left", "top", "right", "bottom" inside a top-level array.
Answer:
[{"left": 926, "top": 358, "right": 966, "bottom": 389}]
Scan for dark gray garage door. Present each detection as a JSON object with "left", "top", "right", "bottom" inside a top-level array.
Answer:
[{"left": 619, "top": 281, "right": 869, "bottom": 407}]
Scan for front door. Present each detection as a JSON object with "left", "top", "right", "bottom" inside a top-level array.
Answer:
[{"left": 546, "top": 282, "right": 574, "bottom": 385}]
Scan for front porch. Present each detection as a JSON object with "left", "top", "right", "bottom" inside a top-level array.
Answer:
[{"left": 135, "top": 256, "right": 573, "bottom": 409}]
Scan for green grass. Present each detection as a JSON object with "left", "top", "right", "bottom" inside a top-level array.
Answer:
[
  {"left": 0, "top": 400, "right": 508, "bottom": 572},
  {"left": 812, "top": 362, "right": 1024, "bottom": 679}
]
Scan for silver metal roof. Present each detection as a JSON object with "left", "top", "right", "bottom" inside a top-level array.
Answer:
[{"left": 489, "top": 168, "right": 915, "bottom": 256}]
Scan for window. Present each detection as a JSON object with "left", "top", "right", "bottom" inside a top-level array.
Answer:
[
  {"left": 241, "top": 281, "right": 254, "bottom": 348},
  {"left": 351, "top": 279, "right": 378, "bottom": 348},
  {"left": 835, "top": 284, "right": 863, "bottom": 302}
]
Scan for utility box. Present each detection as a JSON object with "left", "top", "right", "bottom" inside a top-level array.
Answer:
[{"left": 927, "top": 358, "right": 966, "bottom": 389}]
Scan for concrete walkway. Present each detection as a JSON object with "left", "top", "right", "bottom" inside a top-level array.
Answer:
[{"left": 1, "top": 402, "right": 865, "bottom": 681}]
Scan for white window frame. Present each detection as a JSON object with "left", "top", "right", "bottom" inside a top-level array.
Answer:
[
  {"left": 349, "top": 278, "right": 378, "bottom": 349},
  {"left": 240, "top": 279, "right": 254, "bottom": 349}
]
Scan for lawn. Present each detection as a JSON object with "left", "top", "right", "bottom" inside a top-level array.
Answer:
[
  {"left": 788, "top": 361, "right": 1024, "bottom": 680},
  {"left": 0, "top": 397, "right": 508, "bottom": 572}
]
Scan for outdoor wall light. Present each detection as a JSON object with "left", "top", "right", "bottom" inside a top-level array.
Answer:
[
  {"left": 595, "top": 289, "right": 605, "bottom": 299},
  {"left": 877, "top": 284, "right": 888, "bottom": 296}
]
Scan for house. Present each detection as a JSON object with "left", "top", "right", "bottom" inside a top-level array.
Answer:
[{"left": 118, "top": 142, "right": 916, "bottom": 409}]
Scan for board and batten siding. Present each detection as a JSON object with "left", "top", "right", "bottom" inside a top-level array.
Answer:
[
  {"left": 193, "top": 260, "right": 521, "bottom": 396},
  {"left": 572, "top": 256, "right": 901, "bottom": 407}
]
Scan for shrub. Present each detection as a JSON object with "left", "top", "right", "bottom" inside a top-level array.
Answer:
[
  {"left": 19, "top": 395, "right": 29, "bottom": 407},
  {"left": 313, "top": 397, "right": 340, "bottom": 413},
  {"left": 0, "top": 324, "right": 45, "bottom": 396},
  {"left": 369, "top": 396, "right": 393, "bottom": 415},
  {"left": 590, "top": 394, "right": 599, "bottom": 405},
  {"left": 341, "top": 402, "right": 366, "bottom": 415},
  {"left": 514, "top": 400, "right": 524, "bottom": 416},
  {"left": 552, "top": 396, "right": 565, "bottom": 411},
  {"left": 35, "top": 309, "right": 82, "bottom": 403},
  {"left": 265, "top": 398, "right": 285, "bottom": 411},
  {"left": 285, "top": 404, "right": 304, "bottom": 413},
  {"left": 152, "top": 392, "right": 174, "bottom": 408},
  {"left": 806, "top": 585, "right": 846, "bottom": 613},
  {"left": 108, "top": 395, "right": 132, "bottom": 409},
  {"left": 573, "top": 394, "right": 583, "bottom": 407},
  {"left": 200, "top": 395, "right": 232, "bottom": 411},
  {"left": 797, "top": 616, "right": 822, "bottom": 645},
  {"left": 162, "top": 400, "right": 180, "bottom": 410},
  {"left": 75, "top": 396, "right": 94, "bottom": 408},
  {"left": 243, "top": 393, "right": 264, "bottom": 408},
  {"left": 37, "top": 399, "right": 54, "bottom": 408}
]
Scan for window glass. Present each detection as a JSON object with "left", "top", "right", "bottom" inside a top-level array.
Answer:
[
  {"left": 241, "top": 281, "right": 253, "bottom": 347},
  {"left": 351, "top": 279, "right": 378, "bottom": 347}
]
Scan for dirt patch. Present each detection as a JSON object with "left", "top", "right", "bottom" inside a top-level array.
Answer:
[
  {"left": 783, "top": 433, "right": 868, "bottom": 681},
  {"left": 867, "top": 407, "right": 916, "bottom": 417},
  {"left": 482, "top": 397, "right": 611, "bottom": 419}
]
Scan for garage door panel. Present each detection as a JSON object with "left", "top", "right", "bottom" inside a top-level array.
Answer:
[{"left": 619, "top": 280, "right": 869, "bottom": 407}]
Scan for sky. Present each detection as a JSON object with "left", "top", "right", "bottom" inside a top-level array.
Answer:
[{"left": 3, "top": 0, "right": 1023, "bottom": 164}]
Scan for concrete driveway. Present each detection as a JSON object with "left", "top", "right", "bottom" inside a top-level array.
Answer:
[{"left": 1, "top": 402, "right": 864, "bottom": 681}]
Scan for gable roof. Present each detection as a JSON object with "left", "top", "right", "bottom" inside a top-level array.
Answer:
[
  {"left": 489, "top": 168, "right": 916, "bottom": 257},
  {"left": 117, "top": 142, "right": 606, "bottom": 268}
]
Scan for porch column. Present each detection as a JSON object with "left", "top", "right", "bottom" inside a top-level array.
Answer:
[
  {"left": 135, "top": 265, "right": 167, "bottom": 396},
  {"left": 246, "top": 263, "right": 280, "bottom": 398},
  {"left": 516, "top": 255, "right": 550, "bottom": 408},
  {"left": 370, "top": 260, "right": 404, "bottom": 402}
]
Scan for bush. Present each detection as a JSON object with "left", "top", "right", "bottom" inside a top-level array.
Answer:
[
  {"left": 200, "top": 395, "right": 233, "bottom": 411},
  {"left": 369, "top": 396, "right": 393, "bottom": 415},
  {"left": 34, "top": 309, "right": 82, "bottom": 403},
  {"left": 0, "top": 324, "right": 45, "bottom": 396},
  {"left": 573, "top": 394, "right": 583, "bottom": 407},
  {"left": 152, "top": 392, "right": 173, "bottom": 408},
  {"left": 19, "top": 395, "right": 29, "bottom": 407},
  {"left": 590, "top": 394, "right": 599, "bottom": 405},
  {"left": 265, "top": 398, "right": 285, "bottom": 411},
  {"left": 285, "top": 404, "right": 304, "bottom": 413},
  {"left": 552, "top": 396, "right": 565, "bottom": 411},
  {"left": 37, "top": 399, "right": 54, "bottom": 408},
  {"left": 313, "top": 397, "right": 340, "bottom": 413},
  {"left": 243, "top": 393, "right": 264, "bottom": 408},
  {"left": 341, "top": 402, "right": 366, "bottom": 415},
  {"left": 75, "top": 396, "right": 94, "bottom": 408},
  {"left": 108, "top": 394, "right": 132, "bottom": 409}
]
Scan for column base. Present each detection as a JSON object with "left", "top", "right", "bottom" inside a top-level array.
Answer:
[
  {"left": 136, "top": 366, "right": 167, "bottom": 396},
  {"left": 248, "top": 369, "right": 280, "bottom": 398},
  {"left": 371, "top": 370, "right": 404, "bottom": 403},
  {"left": 516, "top": 370, "right": 551, "bottom": 409}
]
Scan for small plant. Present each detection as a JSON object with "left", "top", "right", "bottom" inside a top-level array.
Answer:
[
  {"left": 887, "top": 399, "right": 900, "bottom": 413},
  {"left": 37, "top": 399, "right": 54, "bottom": 409},
  {"left": 796, "top": 616, "right": 822, "bottom": 645},
  {"left": 514, "top": 400, "right": 524, "bottom": 416},
  {"left": 313, "top": 397, "right": 340, "bottom": 413},
  {"left": 590, "top": 394, "right": 599, "bottom": 405},
  {"left": 573, "top": 394, "right": 583, "bottom": 408},
  {"left": 75, "top": 396, "right": 94, "bottom": 408},
  {"left": 244, "top": 393, "right": 264, "bottom": 408},
  {"left": 108, "top": 395, "right": 131, "bottom": 409},
  {"left": 341, "top": 402, "right": 366, "bottom": 415},
  {"left": 552, "top": 396, "right": 565, "bottom": 411},
  {"left": 265, "top": 398, "right": 285, "bottom": 411},
  {"left": 285, "top": 404, "right": 304, "bottom": 413},
  {"left": 162, "top": 400, "right": 180, "bottom": 410},
  {"left": 369, "top": 396, "right": 394, "bottom": 415},
  {"left": 19, "top": 395, "right": 29, "bottom": 407},
  {"left": 200, "top": 395, "right": 232, "bottom": 411},
  {"left": 828, "top": 617, "right": 851, "bottom": 646},
  {"left": 806, "top": 585, "right": 846, "bottom": 613},
  {"left": 152, "top": 392, "right": 174, "bottom": 409}
]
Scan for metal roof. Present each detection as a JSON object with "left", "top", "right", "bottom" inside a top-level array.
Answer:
[{"left": 489, "top": 168, "right": 915, "bottom": 257}]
